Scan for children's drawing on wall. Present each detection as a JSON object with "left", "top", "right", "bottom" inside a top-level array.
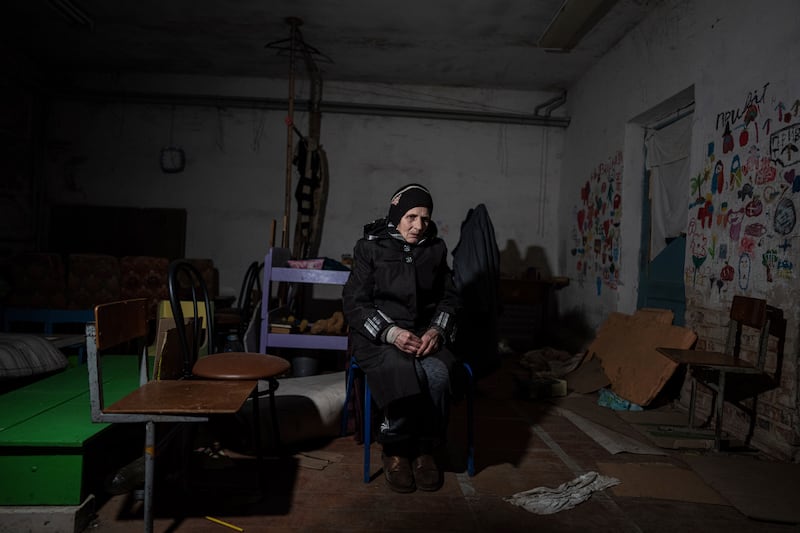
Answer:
[
  {"left": 571, "top": 150, "right": 623, "bottom": 295},
  {"left": 686, "top": 82, "right": 799, "bottom": 297}
]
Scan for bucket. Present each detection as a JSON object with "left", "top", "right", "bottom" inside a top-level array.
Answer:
[{"left": 292, "top": 354, "right": 320, "bottom": 377}]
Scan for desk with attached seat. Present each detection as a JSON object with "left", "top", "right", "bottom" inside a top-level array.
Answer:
[
  {"left": 656, "top": 295, "right": 785, "bottom": 451},
  {"left": 88, "top": 298, "right": 258, "bottom": 533}
]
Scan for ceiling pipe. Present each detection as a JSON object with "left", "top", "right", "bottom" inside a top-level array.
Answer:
[
  {"left": 534, "top": 89, "right": 567, "bottom": 117},
  {"left": 56, "top": 88, "right": 571, "bottom": 128}
]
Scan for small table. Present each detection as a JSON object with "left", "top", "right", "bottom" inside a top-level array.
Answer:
[{"left": 656, "top": 347, "right": 763, "bottom": 451}]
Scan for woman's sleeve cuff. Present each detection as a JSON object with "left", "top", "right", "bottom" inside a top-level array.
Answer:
[{"left": 363, "top": 309, "right": 394, "bottom": 342}]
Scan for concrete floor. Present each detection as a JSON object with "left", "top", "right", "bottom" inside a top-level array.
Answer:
[{"left": 85, "top": 355, "right": 798, "bottom": 533}]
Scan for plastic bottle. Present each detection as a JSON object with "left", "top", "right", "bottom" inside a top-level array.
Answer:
[{"left": 223, "top": 333, "right": 243, "bottom": 352}]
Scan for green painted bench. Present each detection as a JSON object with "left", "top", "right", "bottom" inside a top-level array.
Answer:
[{"left": 0, "top": 356, "right": 140, "bottom": 505}]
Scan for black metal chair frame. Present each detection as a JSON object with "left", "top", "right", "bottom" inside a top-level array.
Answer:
[{"left": 167, "top": 260, "right": 288, "bottom": 461}]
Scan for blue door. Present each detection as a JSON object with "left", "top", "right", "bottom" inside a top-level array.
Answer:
[{"left": 638, "top": 233, "right": 686, "bottom": 325}]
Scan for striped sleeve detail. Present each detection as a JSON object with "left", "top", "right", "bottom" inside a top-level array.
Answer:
[
  {"left": 364, "top": 309, "right": 394, "bottom": 340},
  {"left": 431, "top": 311, "right": 451, "bottom": 332}
]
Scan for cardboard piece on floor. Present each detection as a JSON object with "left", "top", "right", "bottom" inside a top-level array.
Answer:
[
  {"left": 615, "top": 406, "right": 689, "bottom": 426},
  {"left": 633, "top": 308, "right": 674, "bottom": 324},
  {"left": 554, "top": 408, "right": 667, "bottom": 455},
  {"left": 684, "top": 454, "right": 800, "bottom": 523},
  {"left": 629, "top": 425, "right": 715, "bottom": 450},
  {"left": 564, "top": 356, "right": 610, "bottom": 394},
  {"left": 614, "top": 407, "right": 712, "bottom": 449},
  {"left": 549, "top": 395, "right": 664, "bottom": 449},
  {"left": 596, "top": 462, "right": 727, "bottom": 505},
  {"left": 586, "top": 311, "right": 696, "bottom": 406}
]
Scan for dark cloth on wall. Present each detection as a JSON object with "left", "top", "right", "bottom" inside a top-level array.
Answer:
[
  {"left": 451, "top": 203, "right": 501, "bottom": 379},
  {"left": 342, "top": 218, "right": 460, "bottom": 409}
]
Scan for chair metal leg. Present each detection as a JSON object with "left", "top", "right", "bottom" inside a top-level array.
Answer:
[
  {"left": 144, "top": 420, "right": 155, "bottom": 533},
  {"left": 267, "top": 379, "right": 282, "bottom": 452},
  {"left": 341, "top": 364, "right": 356, "bottom": 436},
  {"left": 688, "top": 369, "right": 697, "bottom": 428},
  {"left": 250, "top": 388, "right": 264, "bottom": 489},
  {"left": 351, "top": 359, "right": 475, "bottom": 482},
  {"left": 714, "top": 370, "right": 726, "bottom": 452},
  {"left": 363, "top": 380, "right": 372, "bottom": 484}
]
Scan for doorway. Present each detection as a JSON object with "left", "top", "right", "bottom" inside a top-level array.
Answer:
[{"left": 637, "top": 105, "right": 694, "bottom": 325}]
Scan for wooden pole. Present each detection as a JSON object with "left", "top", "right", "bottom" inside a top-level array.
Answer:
[{"left": 282, "top": 17, "right": 302, "bottom": 248}]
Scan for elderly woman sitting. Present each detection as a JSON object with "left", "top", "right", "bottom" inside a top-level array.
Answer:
[{"left": 343, "top": 183, "right": 461, "bottom": 493}]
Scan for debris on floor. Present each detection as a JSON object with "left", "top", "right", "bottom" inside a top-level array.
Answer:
[
  {"left": 513, "top": 347, "right": 583, "bottom": 399},
  {"left": 597, "top": 387, "right": 643, "bottom": 411},
  {"left": 295, "top": 450, "right": 344, "bottom": 470},
  {"left": 504, "top": 471, "right": 620, "bottom": 515}
]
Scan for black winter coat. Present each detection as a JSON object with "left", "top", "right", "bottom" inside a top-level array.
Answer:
[{"left": 342, "top": 218, "right": 459, "bottom": 408}]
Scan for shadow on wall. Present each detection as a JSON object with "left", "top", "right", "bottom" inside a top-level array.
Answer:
[
  {"left": 548, "top": 307, "right": 596, "bottom": 355},
  {"left": 496, "top": 240, "right": 593, "bottom": 354},
  {"left": 499, "top": 240, "right": 553, "bottom": 280},
  {"left": 498, "top": 240, "right": 577, "bottom": 351}
]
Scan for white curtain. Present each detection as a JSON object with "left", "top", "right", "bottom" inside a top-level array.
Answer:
[{"left": 645, "top": 114, "right": 692, "bottom": 260}]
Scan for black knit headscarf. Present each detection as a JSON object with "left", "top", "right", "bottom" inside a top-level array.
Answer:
[{"left": 387, "top": 184, "right": 433, "bottom": 226}]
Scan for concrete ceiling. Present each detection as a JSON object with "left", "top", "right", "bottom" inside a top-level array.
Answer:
[{"left": 4, "top": 0, "right": 660, "bottom": 91}]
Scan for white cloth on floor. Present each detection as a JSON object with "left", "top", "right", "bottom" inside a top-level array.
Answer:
[{"left": 504, "top": 471, "right": 620, "bottom": 515}]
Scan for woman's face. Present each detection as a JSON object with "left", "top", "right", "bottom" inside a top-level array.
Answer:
[{"left": 397, "top": 206, "right": 431, "bottom": 243}]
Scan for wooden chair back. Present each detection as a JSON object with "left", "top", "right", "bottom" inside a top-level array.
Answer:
[
  {"left": 89, "top": 298, "right": 149, "bottom": 421},
  {"left": 729, "top": 295, "right": 767, "bottom": 329},
  {"left": 726, "top": 295, "right": 786, "bottom": 374},
  {"left": 94, "top": 298, "right": 148, "bottom": 351}
]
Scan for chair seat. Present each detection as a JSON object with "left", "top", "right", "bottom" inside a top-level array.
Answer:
[{"left": 193, "top": 352, "right": 290, "bottom": 380}]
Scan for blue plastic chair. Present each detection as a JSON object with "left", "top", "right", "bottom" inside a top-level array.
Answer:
[{"left": 342, "top": 357, "right": 475, "bottom": 483}]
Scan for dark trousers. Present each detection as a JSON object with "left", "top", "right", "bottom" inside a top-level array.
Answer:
[{"left": 379, "top": 356, "right": 450, "bottom": 456}]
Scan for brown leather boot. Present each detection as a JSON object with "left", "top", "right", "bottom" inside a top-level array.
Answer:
[
  {"left": 412, "top": 454, "right": 441, "bottom": 491},
  {"left": 382, "top": 454, "right": 415, "bottom": 493}
]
